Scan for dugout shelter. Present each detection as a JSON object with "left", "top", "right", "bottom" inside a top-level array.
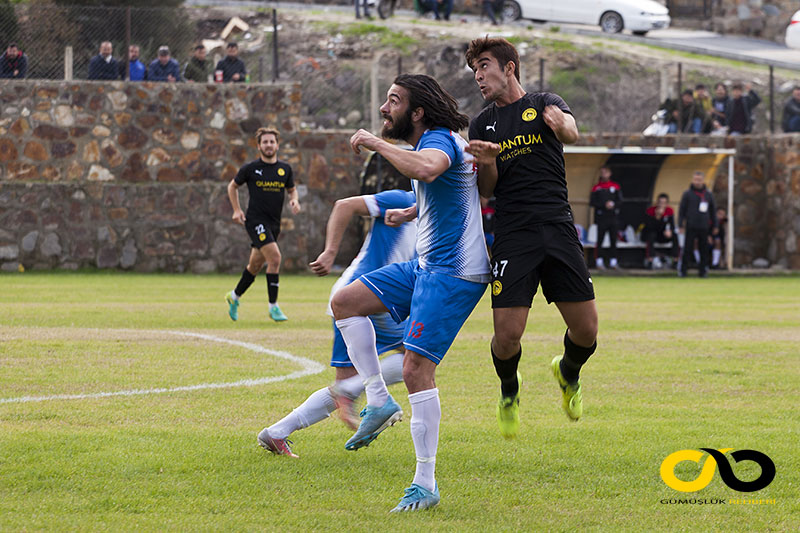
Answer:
[{"left": 565, "top": 146, "right": 736, "bottom": 270}]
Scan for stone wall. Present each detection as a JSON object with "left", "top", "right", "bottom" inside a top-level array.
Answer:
[
  {"left": 578, "top": 133, "right": 800, "bottom": 269},
  {"left": 0, "top": 80, "right": 366, "bottom": 272}
]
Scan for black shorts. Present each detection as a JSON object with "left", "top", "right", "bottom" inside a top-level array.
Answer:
[
  {"left": 245, "top": 218, "right": 280, "bottom": 249},
  {"left": 490, "top": 221, "right": 595, "bottom": 307}
]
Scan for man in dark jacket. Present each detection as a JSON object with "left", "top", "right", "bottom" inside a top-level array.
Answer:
[
  {"left": 678, "top": 171, "right": 718, "bottom": 278},
  {"left": 667, "top": 90, "right": 706, "bottom": 134},
  {"left": 0, "top": 43, "right": 27, "bottom": 78},
  {"left": 183, "top": 44, "right": 210, "bottom": 83},
  {"left": 589, "top": 165, "right": 622, "bottom": 269},
  {"left": 148, "top": 46, "right": 182, "bottom": 82},
  {"left": 215, "top": 42, "right": 246, "bottom": 82},
  {"left": 781, "top": 86, "right": 800, "bottom": 133},
  {"left": 642, "top": 193, "right": 679, "bottom": 269},
  {"left": 725, "top": 83, "right": 760, "bottom": 134},
  {"left": 88, "top": 41, "right": 119, "bottom": 80}
]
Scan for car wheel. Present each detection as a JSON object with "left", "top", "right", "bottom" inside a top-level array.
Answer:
[
  {"left": 632, "top": 30, "right": 648, "bottom": 36},
  {"left": 377, "top": 0, "right": 395, "bottom": 19},
  {"left": 600, "top": 11, "right": 623, "bottom": 33},
  {"left": 502, "top": 0, "right": 521, "bottom": 22}
]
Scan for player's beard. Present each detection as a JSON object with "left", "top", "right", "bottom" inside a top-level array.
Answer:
[
  {"left": 259, "top": 148, "right": 276, "bottom": 159},
  {"left": 381, "top": 108, "right": 413, "bottom": 141}
]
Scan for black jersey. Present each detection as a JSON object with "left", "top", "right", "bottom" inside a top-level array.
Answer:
[
  {"left": 234, "top": 159, "right": 295, "bottom": 224},
  {"left": 469, "top": 92, "right": 573, "bottom": 234}
]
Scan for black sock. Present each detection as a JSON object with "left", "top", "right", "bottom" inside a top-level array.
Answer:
[
  {"left": 561, "top": 330, "right": 596, "bottom": 384},
  {"left": 266, "top": 273, "right": 279, "bottom": 304},
  {"left": 234, "top": 268, "right": 256, "bottom": 297},
  {"left": 491, "top": 345, "right": 521, "bottom": 399}
]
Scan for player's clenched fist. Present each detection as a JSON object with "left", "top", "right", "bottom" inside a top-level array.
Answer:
[{"left": 465, "top": 140, "right": 501, "bottom": 165}]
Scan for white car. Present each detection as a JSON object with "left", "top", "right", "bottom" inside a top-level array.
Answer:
[
  {"left": 786, "top": 10, "right": 800, "bottom": 49},
  {"left": 503, "top": 0, "right": 670, "bottom": 36}
]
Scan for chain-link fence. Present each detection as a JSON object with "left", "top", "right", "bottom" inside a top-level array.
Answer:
[{"left": 1, "top": 3, "right": 796, "bottom": 133}]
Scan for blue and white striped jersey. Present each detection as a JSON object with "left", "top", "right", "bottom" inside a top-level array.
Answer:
[
  {"left": 328, "top": 189, "right": 418, "bottom": 308},
  {"left": 412, "top": 128, "right": 490, "bottom": 282}
]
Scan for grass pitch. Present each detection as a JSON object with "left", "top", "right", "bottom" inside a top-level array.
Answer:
[{"left": 1, "top": 272, "right": 799, "bottom": 531}]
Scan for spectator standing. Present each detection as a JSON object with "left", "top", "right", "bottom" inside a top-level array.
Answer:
[
  {"left": 88, "top": 41, "right": 119, "bottom": 80},
  {"left": 642, "top": 193, "right": 679, "bottom": 269},
  {"left": 482, "top": 0, "right": 505, "bottom": 25},
  {"left": 0, "top": 43, "right": 27, "bottom": 79},
  {"left": 710, "top": 82, "right": 729, "bottom": 128},
  {"left": 183, "top": 44, "right": 211, "bottom": 83},
  {"left": 355, "top": 0, "right": 371, "bottom": 19},
  {"left": 148, "top": 46, "right": 182, "bottom": 82},
  {"left": 215, "top": 42, "right": 246, "bottom": 82},
  {"left": 781, "top": 86, "right": 800, "bottom": 133},
  {"left": 725, "top": 82, "right": 760, "bottom": 135},
  {"left": 668, "top": 89, "right": 705, "bottom": 134},
  {"left": 589, "top": 165, "right": 622, "bottom": 269},
  {"left": 120, "top": 45, "right": 146, "bottom": 81},
  {"left": 678, "top": 171, "right": 718, "bottom": 278}
]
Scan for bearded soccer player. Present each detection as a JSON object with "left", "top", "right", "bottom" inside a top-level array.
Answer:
[
  {"left": 332, "top": 74, "right": 489, "bottom": 512},
  {"left": 465, "top": 37, "right": 598, "bottom": 437},
  {"left": 226, "top": 127, "right": 300, "bottom": 322}
]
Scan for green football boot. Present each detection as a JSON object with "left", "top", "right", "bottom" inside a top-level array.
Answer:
[
  {"left": 225, "top": 293, "right": 239, "bottom": 321},
  {"left": 551, "top": 356, "right": 582, "bottom": 421},
  {"left": 496, "top": 371, "right": 522, "bottom": 439}
]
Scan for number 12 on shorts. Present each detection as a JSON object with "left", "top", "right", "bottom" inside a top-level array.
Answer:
[
  {"left": 492, "top": 259, "right": 508, "bottom": 278},
  {"left": 408, "top": 320, "right": 424, "bottom": 339}
]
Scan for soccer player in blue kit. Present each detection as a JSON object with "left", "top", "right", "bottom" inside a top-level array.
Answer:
[
  {"left": 331, "top": 74, "right": 490, "bottom": 512},
  {"left": 257, "top": 188, "right": 417, "bottom": 458}
]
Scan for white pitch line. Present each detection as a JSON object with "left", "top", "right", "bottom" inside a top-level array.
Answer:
[{"left": 0, "top": 330, "right": 325, "bottom": 405}]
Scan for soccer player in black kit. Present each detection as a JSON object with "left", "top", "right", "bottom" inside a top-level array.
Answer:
[
  {"left": 464, "top": 37, "right": 598, "bottom": 437},
  {"left": 226, "top": 127, "right": 301, "bottom": 322}
]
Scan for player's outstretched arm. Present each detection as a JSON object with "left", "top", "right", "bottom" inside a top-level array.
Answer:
[
  {"left": 350, "top": 129, "right": 449, "bottom": 183},
  {"left": 543, "top": 105, "right": 579, "bottom": 145},
  {"left": 227, "top": 179, "right": 245, "bottom": 225},
  {"left": 465, "top": 140, "right": 500, "bottom": 197},
  {"left": 309, "top": 196, "right": 370, "bottom": 276}
]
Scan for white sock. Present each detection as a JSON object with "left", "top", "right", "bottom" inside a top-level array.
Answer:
[
  {"left": 712, "top": 249, "right": 721, "bottom": 266},
  {"left": 269, "top": 302, "right": 277, "bottom": 310},
  {"left": 334, "top": 352, "right": 404, "bottom": 401},
  {"left": 229, "top": 290, "right": 239, "bottom": 301},
  {"left": 609, "top": 257, "right": 618, "bottom": 268},
  {"left": 267, "top": 387, "right": 336, "bottom": 439},
  {"left": 335, "top": 316, "right": 387, "bottom": 407},
  {"left": 409, "top": 388, "right": 440, "bottom": 492},
  {"left": 380, "top": 352, "right": 404, "bottom": 386},
  {"left": 693, "top": 249, "right": 700, "bottom": 263}
]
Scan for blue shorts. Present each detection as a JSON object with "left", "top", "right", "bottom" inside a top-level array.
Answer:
[
  {"left": 360, "top": 260, "right": 487, "bottom": 365},
  {"left": 330, "top": 313, "right": 406, "bottom": 367}
]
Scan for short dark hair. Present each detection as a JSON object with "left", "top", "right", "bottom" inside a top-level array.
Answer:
[
  {"left": 695, "top": 83, "right": 706, "bottom": 90},
  {"left": 731, "top": 82, "right": 744, "bottom": 91},
  {"left": 194, "top": 44, "right": 205, "bottom": 51},
  {"left": 226, "top": 42, "right": 238, "bottom": 49},
  {"left": 657, "top": 193, "right": 669, "bottom": 201},
  {"left": 392, "top": 74, "right": 469, "bottom": 132},
  {"left": 7, "top": 42, "right": 17, "bottom": 49},
  {"left": 715, "top": 82, "right": 727, "bottom": 92},
  {"left": 682, "top": 89, "right": 694, "bottom": 97},
  {"left": 465, "top": 36, "right": 520, "bottom": 82},
  {"left": 256, "top": 126, "right": 279, "bottom": 144}
]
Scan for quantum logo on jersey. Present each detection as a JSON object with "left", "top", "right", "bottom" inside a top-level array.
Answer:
[
  {"left": 277, "top": 168, "right": 286, "bottom": 176},
  {"left": 492, "top": 280, "right": 502, "bottom": 296},
  {"left": 521, "top": 108, "right": 537, "bottom": 122},
  {"left": 660, "top": 448, "right": 775, "bottom": 493},
  {"left": 256, "top": 180, "right": 285, "bottom": 190},
  {"left": 498, "top": 134, "right": 543, "bottom": 162}
]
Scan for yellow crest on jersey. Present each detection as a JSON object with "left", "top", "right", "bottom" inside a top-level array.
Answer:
[
  {"left": 522, "top": 108, "right": 537, "bottom": 122},
  {"left": 259, "top": 233, "right": 266, "bottom": 241},
  {"left": 492, "top": 280, "right": 503, "bottom": 296},
  {"left": 277, "top": 168, "right": 286, "bottom": 176}
]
